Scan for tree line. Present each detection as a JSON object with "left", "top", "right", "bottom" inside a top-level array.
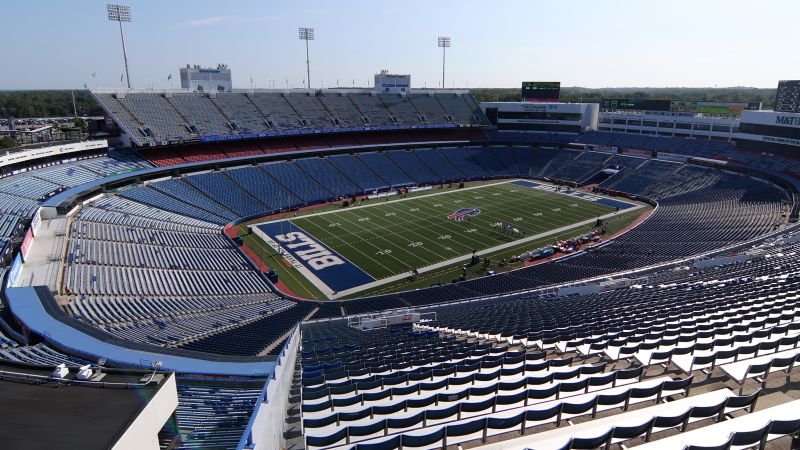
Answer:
[
  {"left": 471, "top": 87, "right": 777, "bottom": 107},
  {"left": 0, "top": 87, "right": 779, "bottom": 120},
  {"left": 0, "top": 90, "right": 104, "bottom": 119}
]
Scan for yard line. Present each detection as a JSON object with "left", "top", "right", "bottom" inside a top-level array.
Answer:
[
  {"left": 473, "top": 184, "right": 613, "bottom": 232},
  {"left": 289, "top": 182, "right": 625, "bottom": 281},
  {"left": 490, "top": 197, "right": 606, "bottom": 233},
  {"left": 483, "top": 183, "right": 612, "bottom": 221},
  {"left": 293, "top": 214, "right": 405, "bottom": 278},
  {"left": 382, "top": 199, "right": 496, "bottom": 252},
  {"left": 355, "top": 206, "right": 462, "bottom": 262},
  {"left": 300, "top": 188, "right": 493, "bottom": 267},
  {"left": 392, "top": 185, "right": 572, "bottom": 247},
  {"left": 294, "top": 203, "right": 470, "bottom": 259},
  {"left": 379, "top": 208, "right": 484, "bottom": 258},
  {"left": 339, "top": 207, "right": 440, "bottom": 267},
  {"left": 379, "top": 199, "right": 493, "bottom": 252},
  {"left": 376, "top": 183, "right": 609, "bottom": 255},
  {"left": 332, "top": 205, "right": 644, "bottom": 298},
  {"left": 310, "top": 209, "right": 429, "bottom": 276},
  {"left": 264, "top": 179, "right": 517, "bottom": 222},
  {"left": 439, "top": 184, "right": 612, "bottom": 240},
  {"left": 302, "top": 187, "right": 499, "bottom": 254}
]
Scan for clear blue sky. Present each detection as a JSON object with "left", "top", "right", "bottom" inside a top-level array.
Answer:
[{"left": 1, "top": 0, "right": 798, "bottom": 90}]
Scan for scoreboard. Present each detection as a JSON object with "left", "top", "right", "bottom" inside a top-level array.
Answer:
[
  {"left": 775, "top": 80, "right": 800, "bottom": 113},
  {"left": 601, "top": 99, "right": 760, "bottom": 115},
  {"left": 522, "top": 81, "right": 561, "bottom": 102},
  {"left": 601, "top": 98, "right": 672, "bottom": 112}
]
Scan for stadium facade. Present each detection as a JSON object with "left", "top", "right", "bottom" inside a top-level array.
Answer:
[{"left": 179, "top": 64, "right": 233, "bottom": 92}]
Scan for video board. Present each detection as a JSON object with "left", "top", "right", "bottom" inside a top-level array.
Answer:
[
  {"left": 775, "top": 80, "right": 800, "bottom": 113},
  {"left": 521, "top": 81, "right": 561, "bottom": 102},
  {"left": 602, "top": 98, "right": 760, "bottom": 115},
  {"left": 669, "top": 101, "right": 761, "bottom": 115}
]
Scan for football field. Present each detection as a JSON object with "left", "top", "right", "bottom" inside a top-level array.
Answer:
[{"left": 251, "top": 180, "right": 640, "bottom": 297}]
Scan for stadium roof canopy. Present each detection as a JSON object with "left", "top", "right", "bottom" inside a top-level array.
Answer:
[
  {"left": 0, "top": 359, "right": 176, "bottom": 450},
  {"left": 6, "top": 287, "right": 277, "bottom": 376}
]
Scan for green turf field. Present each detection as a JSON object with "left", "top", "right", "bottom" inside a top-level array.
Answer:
[{"left": 282, "top": 181, "right": 618, "bottom": 281}]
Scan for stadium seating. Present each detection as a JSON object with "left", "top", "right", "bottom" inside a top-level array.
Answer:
[
  {"left": 211, "top": 93, "right": 272, "bottom": 134},
  {"left": 93, "top": 91, "right": 486, "bottom": 147},
  {"left": 357, "top": 152, "right": 416, "bottom": 187},
  {"left": 184, "top": 172, "right": 271, "bottom": 218},
  {"left": 600, "top": 159, "right": 680, "bottom": 194},
  {"left": 70, "top": 295, "right": 293, "bottom": 347},
  {"left": 169, "top": 94, "right": 233, "bottom": 137},
  {"left": 539, "top": 150, "right": 582, "bottom": 179},
  {"left": 120, "top": 185, "right": 231, "bottom": 224},
  {"left": 408, "top": 94, "right": 449, "bottom": 123},
  {"left": 8, "top": 103, "right": 800, "bottom": 450},
  {"left": 435, "top": 93, "right": 487, "bottom": 125},
  {"left": 318, "top": 93, "right": 366, "bottom": 128},
  {"left": 75, "top": 145, "right": 783, "bottom": 324},
  {"left": 122, "top": 93, "right": 194, "bottom": 143},
  {"left": 385, "top": 150, "right": 440, "bottom": 185},
  {"left": 20, "top": 89, "right": 800, "bottom": 450},
  {"left": 284, "top": 93, "right": 338, "bottom": 129},
  {"left": 77, "top": 195, "right": 219, "bottom": 231},
  {"left": 260, "top": 160, "right": 334, "bottom": 203},
  {"left": 465, "top": 146, "right": 511, "bottom": 177},
  {"left": 61, "top": 146, "right": 781, "bottom": 363},
  {"left": 289, "top": 234, "right": 800, "bottom": 449},
  {"left": 413, "top": 148, "right": 468, "bottom": 182},
  {"left": 378, "top": 94, "right": 422, "bottom": 125},
  {"left": 295, "top": 157, "right": 362, "bottom": 198},
  {"left": 549, "top": 151, "right": 611, "bottom": 183},
  {"left": 224, "top": 166, "right": 299, "bottom": 211},
  {"left": 349, "top": 94, "right": 395, "bottom": 126},
  {"left": 437, "top": 147, "right": 491, "bottom": 179},
  {"left": 178, "top": 302, "right": 314, "bottom": 355},
  {"left": 0, "top": 318, "right": 86, "bottom": 367},
  {"left": 327, "top": 154, "right": 392, "bottom": 192},
  {"left": 175, "top": 380, "right": 265, "bottom": 449}
]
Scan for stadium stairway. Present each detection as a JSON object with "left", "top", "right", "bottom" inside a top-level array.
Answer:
[{"left": 284, "top": 356, "right": 306, "bottom": 450}]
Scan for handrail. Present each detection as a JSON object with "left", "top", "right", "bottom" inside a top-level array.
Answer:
[{"left": 0, "top": 366, "right": 159, "bottom": 389}]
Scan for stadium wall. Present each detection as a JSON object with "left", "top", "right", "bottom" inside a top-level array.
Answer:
[
  {"left": 0, "top": 140, "right": 107, "bottom": 168},
  {"left": 112, "top": 372, "right": 179, "bottom": 450},
  {"left": 238, "top": 326, "right": 300, "bottom": 450}
]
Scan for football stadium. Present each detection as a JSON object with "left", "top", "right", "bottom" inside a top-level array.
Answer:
[{"left": 6, "top": 2, "right": 800, "bottom": 449}]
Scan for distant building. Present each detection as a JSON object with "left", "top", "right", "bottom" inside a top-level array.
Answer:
[
  {"left": 481, "top": 102, "right": 599, "bottom": 133},
  {"left": 373, "top": 70, "right": 410, "bottom": 94},
  {"left": 179, "top": 64, "right": 232, "bottom": 92}
]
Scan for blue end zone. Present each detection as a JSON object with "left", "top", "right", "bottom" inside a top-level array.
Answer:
[
  {"left": 510, "top": 180, "right": 541, "bottom": 188},
  {"left": 511, "top": 180, "right": 634, "bottom": 210},
  {"left": 594, "top": 198, "right": 635, "bottom": 209},
  {"left": 257, "top": 221, "right": 375, "bottom": 292}
]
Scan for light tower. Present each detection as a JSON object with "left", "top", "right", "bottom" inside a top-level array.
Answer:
[
  {"left": 298, "top": 27, "right": 315, "bottom": 90},
  {"left": 107, "top": 4, "right": 132, "bottom": 89},
  {"left": 437, "top": 36, "right": 451, "bottom": 89}
]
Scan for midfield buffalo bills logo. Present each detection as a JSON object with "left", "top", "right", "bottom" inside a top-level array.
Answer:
[{"left": 447, "top": 208, "right": 481, "bottom": 221}]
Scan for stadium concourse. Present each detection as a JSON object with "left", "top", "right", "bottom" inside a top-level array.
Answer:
[{"left": 2, "top": 89, "right": 800, "bottom": 450}]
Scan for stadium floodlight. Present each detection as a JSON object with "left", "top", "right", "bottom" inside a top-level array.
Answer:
[
  {"left": 437, "top": 36, "right": 451, "bottom": 89},
  {"left": 298, "top": 27, "right": 315, "bottom": 90},
  {"left": 107, "top": 4, "right": 132, "bottom": 89}
]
